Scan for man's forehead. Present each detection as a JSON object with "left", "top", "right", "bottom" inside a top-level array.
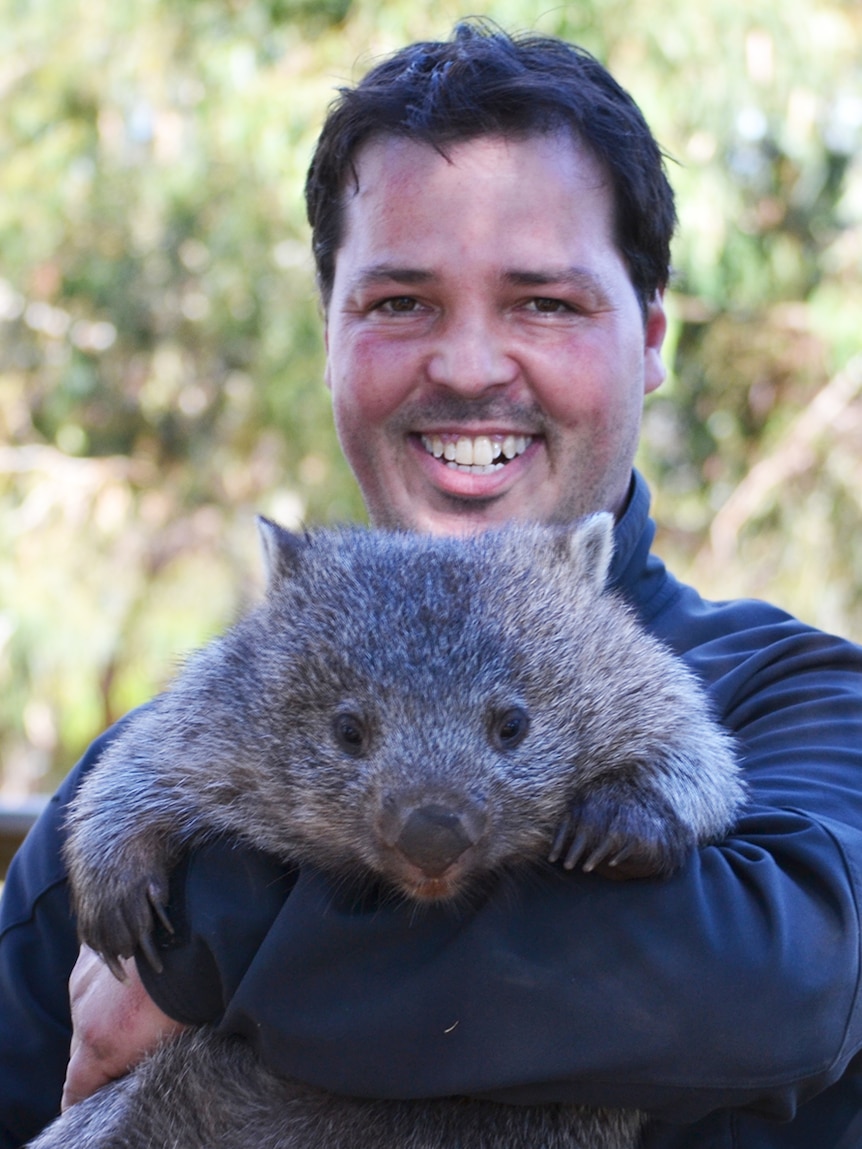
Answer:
[
  {"left": 336, "top": 131, "right": 614, "bottom": 254},
  {"left": 345, "top": 128, "right": 610, "bottom": 198}
]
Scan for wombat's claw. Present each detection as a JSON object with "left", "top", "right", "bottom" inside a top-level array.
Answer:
[
  {"left": 556, "top": 827, "right": 626, "bottom": 872},
  {"left": 580, "top": 841, "right": 637, "bottom": 872},
  {"left": 148, "top": 884, "right": 174, "bottom": 937},
  {"left": 548, "top": 814, "right": 614, "bottom": 871},
  {"left": 138, "top": 933, "right": 164, "bottom": 974},
  {"left": 547, "top": 814, "right": 573, "bottom": 865},
  {"left": 103, "top": 952, "right": 128, "bottom": 982},
  {"left": 83, "top": 873, "right": 173, "bottom": 976},
  {"left": 138, "top": 881, "right": 174, "bottom": 972},
  {"left": 564, "top": 828, "right": 595, "bottom": 870},
  {"left": 549, "top": 797, "right": 674, "bottom": 879}
]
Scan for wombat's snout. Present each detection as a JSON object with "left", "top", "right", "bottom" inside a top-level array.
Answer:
[{"left": 381, "top": 797, "right": 488, "bottom": 879}]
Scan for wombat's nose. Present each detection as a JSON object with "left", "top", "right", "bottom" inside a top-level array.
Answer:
[{"left": 395, "top": 804, "right": 479, "bottom": 876}]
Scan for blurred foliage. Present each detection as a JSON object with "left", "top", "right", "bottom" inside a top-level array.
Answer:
[{"left": 1, "top": 0, "right": 861, "bottom": 794}]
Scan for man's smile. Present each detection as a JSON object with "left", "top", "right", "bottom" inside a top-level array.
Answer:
[{"left": 419, "top": 433, "right": 533, "bottom": 474}]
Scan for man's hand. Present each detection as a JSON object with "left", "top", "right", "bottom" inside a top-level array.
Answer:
[{"left": 61, "top": 945, "right": 186, "bottom": 1111}]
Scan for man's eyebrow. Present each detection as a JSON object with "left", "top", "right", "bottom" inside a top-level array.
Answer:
[
  {"left": 351, "top": 265, "right": 435, "bottom": 289},
  {"left": 503, "top": 267, "right": 611, "bottom": 294},
  {"left": 347, "top": 264, "right": 614, "bottom": 299}
]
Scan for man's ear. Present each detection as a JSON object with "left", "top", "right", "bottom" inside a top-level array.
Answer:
[{"left": 643, "top": 289, "right": 667, "bottom": 396}]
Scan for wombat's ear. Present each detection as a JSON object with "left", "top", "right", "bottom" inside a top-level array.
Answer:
[
  {"left": 257, "top": 516, "right": 307, "bottom": 587},
  {"left": 564, "top": 512, "right": 615, "bottom": 591}
]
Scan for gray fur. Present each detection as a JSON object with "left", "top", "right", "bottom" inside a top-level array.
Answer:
[{"left": 31, "top": 515, "right": 745, "bottom": 1149}]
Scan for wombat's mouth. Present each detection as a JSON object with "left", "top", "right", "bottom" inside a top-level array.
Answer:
[
  {"left": 398, "top": 870, "right": 469, "bottom": 902},
  {"left": 420, "top": 433, "right": 533, "bottom": 475},
  {"left": 382, "top": 848, "right": 477, "bottom": 903}
]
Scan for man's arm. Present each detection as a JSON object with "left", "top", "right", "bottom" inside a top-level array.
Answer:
[
  {"left": 0, "top": 711, "right": 200, "bottom": 1146},
  {"left": 0, "top": 714, "right": 185, "bottom": 1147},
  {"left": 61, "top": 949, "right": 184, "bottom": 1111},
  {"left": 208, "top": 808, "right": 859, "bottom": 1121},
  {"left": 135, "top": 608, "right": 862, "bottom": 1126},
  {"left": 0, "top": 708, "right": 297, "bottom": 1146},
  {"left": 60, "top": 838, "right": 295, "bottom": 1111}
]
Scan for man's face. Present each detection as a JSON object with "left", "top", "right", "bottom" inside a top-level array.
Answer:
[{"left": 324, "top": 132, "right": 667, "bottom": 534}]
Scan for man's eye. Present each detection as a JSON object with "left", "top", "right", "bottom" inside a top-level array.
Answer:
[
  {"left": 528, "top": 297, "right": 570, "bottom": 314},
  {"left": 378, "top": 296, "right": 420, "bottom": 313}
]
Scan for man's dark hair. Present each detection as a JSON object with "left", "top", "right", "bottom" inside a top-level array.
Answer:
[{"left": 305, "top": 20, "right": 677, "bottom": 314}]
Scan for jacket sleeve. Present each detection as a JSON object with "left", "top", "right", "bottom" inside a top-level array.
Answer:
[
  {"left": 213, "top": 815, "right": 861, "bottom": 1123},
  {"left": 0, "top": 722, "right": 125, "bottom": 1147},
  {"left": 0, "top": 709, "right": 295, "bottom": 1149}
]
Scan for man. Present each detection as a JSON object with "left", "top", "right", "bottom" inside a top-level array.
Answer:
[{"left": 4, "top": 22, "right": 862, "bottom": 1148}]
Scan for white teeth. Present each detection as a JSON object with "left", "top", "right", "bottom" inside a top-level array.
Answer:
[
  {"left": 420, "top": 433, "right": 532, "bottom": 471},
  {"left": 472, "top": 436, "right": 495, "bottom": 467},
  {"left": 455, "top": 438, "right": 474, "bottom": 466}
]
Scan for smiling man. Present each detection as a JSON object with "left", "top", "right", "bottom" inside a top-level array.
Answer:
[
  {"left": 4, "top": 22, "right": 862, "bottom": 1149},
  {"left": 323, "top": 132, "right": 667, "bottom": 534}
]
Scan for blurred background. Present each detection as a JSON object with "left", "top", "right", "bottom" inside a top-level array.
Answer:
[{"left": 2, "top": 0, "right": 861, "bottom": 799}]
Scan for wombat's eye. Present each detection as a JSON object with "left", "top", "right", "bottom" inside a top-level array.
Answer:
[
  {"left": 333, "top": 712, "right": 368, "bottom": 756},
  {"left": 491, "top": 707, "right": 530, "bottom": 750}
]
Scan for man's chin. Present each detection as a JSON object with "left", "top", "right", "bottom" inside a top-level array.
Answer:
[{"left": 385, "top": 493, "right": 539, "bottom": 537}]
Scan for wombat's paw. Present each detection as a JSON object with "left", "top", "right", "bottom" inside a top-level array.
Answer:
[
  {"left": 76, "top": 872, "right": 173, "bottom": 978},
  {"left": 548, "top": 788, "right": 695, "bottom": 880}
]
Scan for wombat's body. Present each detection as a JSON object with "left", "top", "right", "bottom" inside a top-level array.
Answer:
[{"left": 31, "top": 516, "right": 745, "bottom": 1149}]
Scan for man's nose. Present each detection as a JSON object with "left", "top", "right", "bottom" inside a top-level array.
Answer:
[{"left": 425, "top": 310, "right": 519, "bottom": 395}]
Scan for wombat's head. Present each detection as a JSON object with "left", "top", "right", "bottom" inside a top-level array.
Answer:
[{"left": 230, "top": 514, "right": 621, "bottom": 902}]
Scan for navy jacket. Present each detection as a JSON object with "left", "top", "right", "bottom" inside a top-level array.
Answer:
[{"left": 4, "top": 473, "right": 862, "bottom": 1147}]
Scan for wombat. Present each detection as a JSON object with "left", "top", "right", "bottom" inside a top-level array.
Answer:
[{"left": 30, "top": 514, "right": 745, "bottom": 1149}]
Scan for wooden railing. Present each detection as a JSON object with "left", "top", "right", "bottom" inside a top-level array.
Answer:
[{"left": 0, "top": 801, "right": 45, "bottom": 880}]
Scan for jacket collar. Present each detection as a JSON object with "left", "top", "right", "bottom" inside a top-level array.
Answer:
[{"left": 608, "top": 471, "right": 678, "bottom": 625}]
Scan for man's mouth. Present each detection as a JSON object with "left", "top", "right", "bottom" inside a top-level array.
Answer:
[{"left": 420, "top": 433, "right": 533, "bottom": 474}]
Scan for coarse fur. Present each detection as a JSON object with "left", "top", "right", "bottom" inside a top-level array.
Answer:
[
  {"left": 30, "top": 515, "right": 745, "bottom": 1149},
  {"left": 31, "top": 1030, "right": 645, "bottom": 1149}
]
